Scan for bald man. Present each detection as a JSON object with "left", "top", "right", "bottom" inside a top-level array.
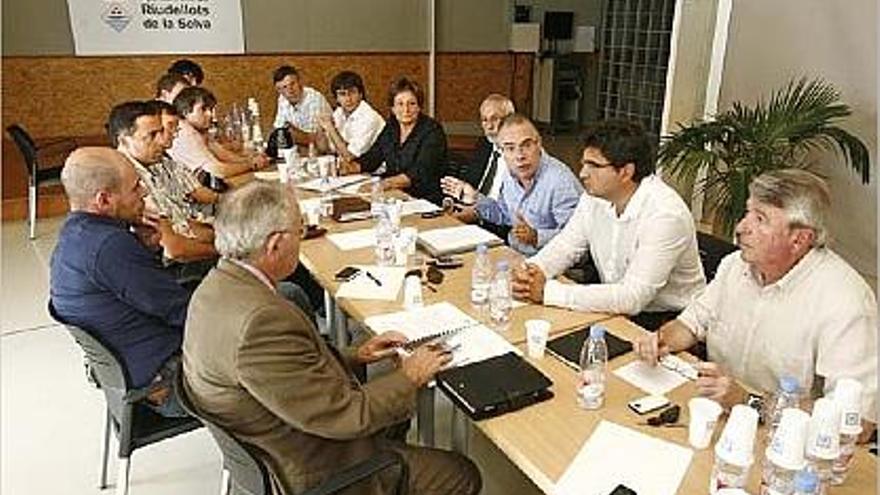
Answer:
[{"left": 50, "top": 147, "right": 191, "bottom": 417}]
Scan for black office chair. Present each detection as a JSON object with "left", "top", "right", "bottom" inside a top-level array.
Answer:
[
  {"left": 6, "top": 125, "right": 76, "bottom": 239},
  {"left": 173, "top": 370, "right": 410, "bottom": 495},
  {"left": 49, "top": 303, "right": 201, "bottom": 495},
  {"left": 696, "top": 231, "right": 738, "bottom": 283}
]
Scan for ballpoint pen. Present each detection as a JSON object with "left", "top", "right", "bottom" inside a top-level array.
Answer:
[{"left": 364, "top": 271, "right": 382, "bottom": 286}]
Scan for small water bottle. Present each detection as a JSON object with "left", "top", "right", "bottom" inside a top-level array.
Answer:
[
  {"left": 793, "top": 469, "right": 820, "bottom": 495},
  {"left": 470, "top": 244, "right": 492, "bottom": 312},
  {"left": 370, "top": 177, "right": 384, "bottom": 218},
  {"left": 765, "top": 375, "right": 802, "bottom": 439},
  {"left": 577, "top": 325, "right": 608, "bottom": 410},
  {"left": 761, "top": 461, "right": 798, "bottom": 495},
  {"left": 374, "top": 211, "right": 394, "bottom": 266},
  {"left": 275, "top": 128, "right": 289, "bottom": 159},
  {"left": 307, "top": 142, "right": 318, "bottom": 175},
  {"left": 831, "top": 377, "right": 864, "bottom": 485},
  {"left": 488, "top": 260, "right": 512, "bottom": 330}
]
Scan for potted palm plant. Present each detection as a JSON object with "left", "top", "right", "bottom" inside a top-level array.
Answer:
[{"left": 658, "top": 77, "right": 870, "bottom": 237}]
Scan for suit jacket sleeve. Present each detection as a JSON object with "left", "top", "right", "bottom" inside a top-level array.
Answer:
[{"left": 236, "top": 303, "right": 418, "bottom": 440}]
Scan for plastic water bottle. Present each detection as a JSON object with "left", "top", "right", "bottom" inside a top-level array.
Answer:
[
  {"left": 710, "top": 457, "right": 752, "bottom": 494},
  {"left": 370, "top": 177, "right": 384, "bottom": 218},
  {"left": 765, "top": 375, "right": 802, "bottom": 439},
  {"left": 374, "top": 211, "right": 394, "bottom": 266},
  {"left": 793, "top": 469, "right": 819, "bottom": 495},
  {"left": 761, "top": 462, "right": 798, "bottom": 495},
  {"left": 577, "top": 325, "right": 608, "bottom": 410},
  {"left": 275, "top": 128, "right": 289, "bottom": 159},
  {"left": 831, "top": 377, "right": 864, "bottom": 485},
  {"left": 470, "top": 244, "right": 492, "bottom": 311},
  {"left": 488, "top": 260, "right": 512, "bottom": 330}
]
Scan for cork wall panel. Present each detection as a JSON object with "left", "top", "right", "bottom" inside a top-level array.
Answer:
[{"left": 2, "top": 52, "right": 533, "bottom": 140}]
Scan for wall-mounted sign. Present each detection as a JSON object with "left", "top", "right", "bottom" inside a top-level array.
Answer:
[{"left": 67, "top": 0, "right": 244, "bottom": 55}]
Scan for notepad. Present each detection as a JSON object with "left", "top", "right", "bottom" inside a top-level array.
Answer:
[
  {"left": 400, "top": 199, "right": 441, "bottom": 217},
  {"left": 334, "top": 265, "right": 405, "bottom": 301},
  {"left": 555, "top": 420, "right": 693, "bottom": 495},
  {"left": 327, "top": 228, "right": 376, "bottom": 251},
  {"left": 612, "top": 359, "right": 689, "bottom": 396},
  {"left": 417, "top": 225, "right": 503, "bottom": 256}
]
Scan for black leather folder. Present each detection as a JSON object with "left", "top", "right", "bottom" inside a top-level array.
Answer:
[
  {"left": 435, "top": 352, "right": 553, "bottom": 420},
  {"left": 546, "top": 327, "right": 633, "bottom": 370}
]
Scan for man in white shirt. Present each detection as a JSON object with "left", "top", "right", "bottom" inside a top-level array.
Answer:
[
  {"left": 316, "top": 71, "right": 385, "bottom": 162},
  {"left": 635, "top": 169, "right": 877, "bottom": 432},
  {"left": 511, "top": 120, "right": 705, "bottom": 327},
  {"left": 272, "top": 65, "right": 331, "bottom": 146}
]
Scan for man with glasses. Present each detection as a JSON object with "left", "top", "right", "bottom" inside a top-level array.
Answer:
[
  {"left": 511, "top": 119, "right": 705, "bottom": 329},
  {"left": 439, "top": 113, "right": 582, "bottom": 255}
]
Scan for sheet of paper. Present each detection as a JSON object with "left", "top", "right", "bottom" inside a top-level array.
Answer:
[
  {"left": 335, "top": 265, "right": 405, "bottom": 301},
  {"left": 364, "top": 302, "right": 518, "bottom": 366},
  {"left": 254, "top": 170, "right": 279, "bottom": 181},
  {"left": 327, "top": 228, "right": 375, "bottom": 251},
  {"left": 400, "top": 199, "right": 441, "bottom": 217},
  {"left": 418, "top": 224, "right": 501, "bottom": 255},
  {"left": 296, "top": 174, "right": 370, "bottom": 193},
  {"left": 555, "top": 420, "right": 693, "bottom": 495},
  {"left": 612, "top": 359, "right": 689, "bottom": 396}
]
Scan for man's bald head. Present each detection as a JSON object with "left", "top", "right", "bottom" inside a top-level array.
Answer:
[{"left": 61, "top": 147, "right": 128, "bottom": 210}]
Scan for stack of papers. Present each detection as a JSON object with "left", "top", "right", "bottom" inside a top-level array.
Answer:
[
  {"left": 418, "top": 225, "right": 503, "bottom": 256},
  {"left": 327, "top": 228, "right": 375, "bottom": 251},
  {"left": 297, "top": 174, "right": 370, "bottom": 193},
  {"left": 399, "top": 199, "right": 441, "bottom": 217},
  {"left": 335, "top": 265, "right": 405, "bottom": 301},
  {"left": 364, "top": 302, "right": 518, "bottom": 367},
  {"left": 555, "top": 420, "right": 693, "bottom": 495}
]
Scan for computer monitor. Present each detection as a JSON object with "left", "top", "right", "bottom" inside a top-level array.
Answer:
[{"left": 543, "top": 11, "right": 573, "bottom": 40}]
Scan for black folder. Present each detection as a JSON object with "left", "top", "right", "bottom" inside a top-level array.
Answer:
[
  {"left": 546, "top": 327, "right": 633, "bottom": 370},
  {"left": 435, "top": 352, "right": 553, "bottom": 420}
]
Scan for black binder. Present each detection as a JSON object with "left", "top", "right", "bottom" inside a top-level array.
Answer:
[
  {"left": 435, "top": 352, "right": 553, "bottom": 420},
  {"left": 546, "top": 327, "right": 633, "bottom": 370}
]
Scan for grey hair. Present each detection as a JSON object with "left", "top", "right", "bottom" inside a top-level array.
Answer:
[
  {"left": 481, "top": 94, "right": 515, "bottom": 116},
  {"left": 214, "top": 181, "right": 299, "bottom": 260},
  {"left": 749, "top": 168, "right": 832, "bottom": 248},
  {"left": 61, "top": 148, "right": 123, "bottom": 210}
]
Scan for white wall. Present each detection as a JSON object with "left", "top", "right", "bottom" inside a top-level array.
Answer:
[{"left": 718, "top": 0, "right": 877, "bottom": 285}]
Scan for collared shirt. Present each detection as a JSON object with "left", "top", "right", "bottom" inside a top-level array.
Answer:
[
  {"left": 168, "top": 120, "right": 224, "bottom": 174},
  {"left": 273, "top": 86, "right": 331, "bottom": 132},
  {"left": 678, "top": 248, "right": 877, "bottom": 421},
  {"left": 49, "top": 212, "right": 191, "bottom": 387},
  {"left": 530, "top": 175, "right": 706, "bottom": 314},
  {"left": 358, "top": 113, "right": 448, "bottom": 205},
  {"left": 475, "top": 151, "right": 582, "bottom": 256},
  {"left": 331, "top": 100, "right": 385, "bottom": 157},
  {"left": 122, "top": 151, "right": 194, "bottom": 237},
  {"left": 227, "top": 258, "right": 276, "bottom": 293}
]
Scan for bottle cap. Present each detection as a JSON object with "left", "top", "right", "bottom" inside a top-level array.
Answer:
[
  {"left": 496, "top": 260, "right": 509, "bottom": 271},
  {"left": 793, "top": 469, "right": 818, "bottom": 492},
  {"left": 779, "top": 375, "right": 800, "bottom": 394},
  {"left": 476, "top": 243, "right": 487, "bottom": 254},
  {"left": 589, "top": 325, "right": 606, "bottom": 339}
]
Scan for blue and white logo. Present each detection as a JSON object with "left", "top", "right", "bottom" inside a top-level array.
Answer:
[{"left": 102, "top": 2, "right": 131, "bottom": 32}]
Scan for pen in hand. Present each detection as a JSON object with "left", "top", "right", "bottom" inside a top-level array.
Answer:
[{"left": 364, "top": 271, "right": 382, "bottom": 286}]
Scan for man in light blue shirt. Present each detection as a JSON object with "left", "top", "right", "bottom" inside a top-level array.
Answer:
[{"left": 450, "top": 114, "right": 582, "bottom": 255}]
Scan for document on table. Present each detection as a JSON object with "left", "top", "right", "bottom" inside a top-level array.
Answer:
[
  {"left": 364, "top": 302, "right": 518, "bottom": 367},
  {"left": 612, "top": 359, "right": 689, "bottom": 396},
  {"left": 417, "top": 224, "right": 503, "bottom": 256},
  {"left": 254, "top": 170, "right": 279, "bottom": 181},
  {"left": 399, "top": 199, "right": 441, "bottom": 217},
  {"left": 297, "top": 174, "right": 370, "bottom": 193},
  {"left": 554, "top": 420, "right": 693, "bottom": 495},
  {"left": 327, "top": 228, "right": 375, "bottom": 250},
  {"left": 335, "top": 265, "right": 405, "bottom": 301}
]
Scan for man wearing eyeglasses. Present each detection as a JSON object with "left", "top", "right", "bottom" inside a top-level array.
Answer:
[
  {"left": 440, "top": 113, "right": 582, "bottom": 255},
  {"left": 511, "top": 119, "right": 705, "bottom": 329}
]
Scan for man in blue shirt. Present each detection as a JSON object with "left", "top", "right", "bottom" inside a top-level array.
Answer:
[
  {"left": 50, "top": 147, "right": 191, "bottom": 416},
  {"left": 440, "top": 114, "right": 582, "bottom": 255}
]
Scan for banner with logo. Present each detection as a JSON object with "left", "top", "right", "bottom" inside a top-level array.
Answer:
[{"left": 67, "top": 0, "right": 244, "bottom": 55}]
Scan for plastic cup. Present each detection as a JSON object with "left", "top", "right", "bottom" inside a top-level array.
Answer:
[
  {"left": 806, "top": 397, "right": 841, "bottom": 460},
  {"left": 525, "top": 319, "right": 550, "bottom": 359},
  {"left": 766, "top": 407, "right": 810, "bottom": 470},
  {"left": 715, "top": 404, "right": 759, "bottom": 467},
  {"left": 304, "top": 204, "right": 321, "bottom": 227},
  {"left": 277, "top": 159, "right": 290, "bottom": 184},
  {"left": 688, "top": 397, "right": 723, "bottom": 449},
  {"left": 832, "top": 378, "right": 864, "bottom": 435},
  {"left": 403, "top": 275, "right": 423, "bottom": 309}
]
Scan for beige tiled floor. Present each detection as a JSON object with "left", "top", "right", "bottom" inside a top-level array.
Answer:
[{"left": 0, "top": 217, "right": 543, "bottom": 495}]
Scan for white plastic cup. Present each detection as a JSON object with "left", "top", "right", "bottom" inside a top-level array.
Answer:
[
  {"left": 715, "top": 404, "right": 759, "bottom": 468},
  {"left": 832, "top": 378, "right": 864, "bottom": 435},
  {"left": 766, "top": 407, "right": 810, "bottom": 470},
  {"left": 403, "top": 275, "right": 423, "bottom": 309},
  {"left": 806, "top": 397, "right": 842, "bottom": 460},
  {"left": 688, "top": 397, "right": 723, "bottom": 449},
  {"left": 525, "top": 319, "right": 550, "bottom": 359},
  {"left": 277, "top": 159, "right": 290, "bottom": 184}
]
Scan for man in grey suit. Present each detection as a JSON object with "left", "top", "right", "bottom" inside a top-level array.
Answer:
[{"left": 183, "top": 181, "right": 481, "bottom": 494}]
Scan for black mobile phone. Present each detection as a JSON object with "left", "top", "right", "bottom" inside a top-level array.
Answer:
[
  {"left": 431, "top": 256, "right": 463, "bottom": 269},
  {"left": 420, "top": 210, "right": 443, "bottom": 219},
  {"left": 334, "top": 266, "right": 361, "bottom": 282}
]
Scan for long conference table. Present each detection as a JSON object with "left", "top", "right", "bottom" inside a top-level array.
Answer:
[{"left": 238, "top": 170, "right": 876, "bottom": 495}]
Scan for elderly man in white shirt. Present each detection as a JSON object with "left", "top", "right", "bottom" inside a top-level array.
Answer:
[
  {"left": 316, "top": 71, "right": 385, "bottom": 161},
  {"left": 511, "top": 120, "right": 705, "bottom": 328},
  {"left": 272, "top": 65, "right": 331, "bottom": 146},
  {"left": 635, "top": 169, "right": 877, "bottom": 435}
]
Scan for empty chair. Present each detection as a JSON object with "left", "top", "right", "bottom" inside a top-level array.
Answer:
[
  {"left": 5, "top": 125, "right": 76, "bottom": 239},
  {"left": 49, "top": 303, "right": 201, "bottom": 495}
]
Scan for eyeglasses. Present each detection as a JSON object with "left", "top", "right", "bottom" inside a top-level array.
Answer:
[
  {"left": 500, "top": 137, "right": 539, "bottom": 155},
  {"left": 581, "top": 159, "right": 617, "bottom": 170}
]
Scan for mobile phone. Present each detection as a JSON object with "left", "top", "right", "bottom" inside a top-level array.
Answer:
[
  {"left": 627, "top": 395, "right": 671, "bottom": 415},
  {"left": 431, "top": 256, "right": 463, "bottom": 269},
  {"left": 420, "top": 210, "right": 443, "bottom": 219},
  {"left": 334, "top": 266, "right": 361, "bottom": 282}
]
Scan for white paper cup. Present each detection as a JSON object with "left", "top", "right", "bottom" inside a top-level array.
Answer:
[
  {"left": 403, "top": 275, "right": 423, "bottom": 309},
  {"left": 806, "top": 397, "right": 842, "bottom": 460},
  {"left": 688, "top": 397, "right": 723, "bottom": 449},
  {"left": 715, "top": 404, "right": 759, "bottom": 467},
  {"left": 525, "top": 319, "right": 550, "bottom": 359},
  {"left": 277, "top": 160, "right": 290, "bottom": 184},
  {"left": 766, "top": 407, "right": 810, "bottom": 470},
  {"left": 304, "top": 205, "right": 321, "bottom": 227},
  {"left": 832, "top": 378, "right": 864, "bottom": 435}
]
